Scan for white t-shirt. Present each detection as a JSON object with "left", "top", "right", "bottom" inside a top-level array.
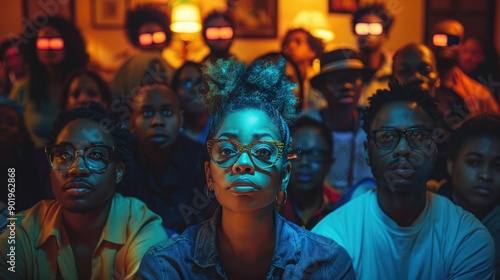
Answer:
[{"left": 312, "top": 190, "right": 495, "bottom": 280}]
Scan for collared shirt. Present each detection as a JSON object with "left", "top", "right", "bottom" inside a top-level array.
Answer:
[
  {"left": 280, "top": 185, "right": 341, "bottom": 230},
  {"left": 0, "top": 193, "right": 167, "bottom": 280},
  {"left": 122, "top": 134, "right": 210, "bottom": 233},
  {"left": 139, "top": 208, "right": 355, "bottom": 279}
]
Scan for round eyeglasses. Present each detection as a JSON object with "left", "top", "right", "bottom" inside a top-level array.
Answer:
[
  {"left": 45, "top": 144, "right": 115, "bottom": 174},
  {"left": 369, "top": 128, "right": 435, "bottom": 150},
  {"left": 207, "top": 139, "right": 285, "bottom": 169}
]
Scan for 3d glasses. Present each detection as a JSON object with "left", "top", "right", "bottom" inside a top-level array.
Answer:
[
  {"left": 205, "top": 27, "right": 234, "bottom": 40},
  {"left": 432, "top": 34, "right": 460, "bottom": 47},
  {"left": 138, "top": 31, "right": 167, "bottom": 46},
  {"left": 36, "top": 37, "right": 64, "bottom": 50},
  {"left": 354, "top": 23, "right": 384, "bottom": 36}
]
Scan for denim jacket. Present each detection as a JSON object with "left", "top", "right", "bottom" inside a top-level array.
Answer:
[{"left": 139, "top": 207, "right": 355, "bottom": 279}]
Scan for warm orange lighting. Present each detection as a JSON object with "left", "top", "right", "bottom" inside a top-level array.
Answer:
[
  {"left": 433, "top": 34, "right": 448, "bottom": 47},
  {"left": 291, "top": 10, "right": 334, "bottom": 42},
  {"left": 354, "top": 23, "right": 383, "bottom": 36},
  {"left": 206, "top": 27, "right": 234, "bottom": 40},
  {"left": 36, "top": 37, "right": 64, "bottom": 50},
  {"left": 170, "top": 2, "right": 202, "bottom": 33}
]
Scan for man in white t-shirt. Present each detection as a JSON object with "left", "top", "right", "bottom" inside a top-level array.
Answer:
[{"left": 313, "top": 82, "right": 495, "bottom": 280}]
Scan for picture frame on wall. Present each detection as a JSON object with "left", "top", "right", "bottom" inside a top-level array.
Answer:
[
  {"left": 329, "top": 0, "right": 359, "bottom": 14},
  {"left": 228, "top": 0, "right": 278, "bottom": 38},
  {"left": 91, "top": 0, "right": 129, "bottom": 29},
  {"left": 22, "top": 0, "right": 75, "bottom": 23}
]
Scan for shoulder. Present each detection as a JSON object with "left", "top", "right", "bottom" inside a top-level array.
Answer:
[
  {"left": 8, "top": 78, "right": 29, "bottom": 102},
  {"left": 144, "top": 221, "right": 201, "bottom": 258}
]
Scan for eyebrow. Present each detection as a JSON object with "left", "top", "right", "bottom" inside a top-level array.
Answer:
[
  {"left": 218, "top": 132, "right": 277, "bottom": 140},
  {"left": 376, "top": 125, "right": 432, "bottom": 130},
  {"left": 55, "top": 141, "right": 109, "bottom": 148}
]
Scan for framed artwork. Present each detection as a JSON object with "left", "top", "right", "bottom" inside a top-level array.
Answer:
[
  {"left": 22, "top": 0, "right": 75, "bottom": 23},
  {"left": 228, "top": 0, "right": 278, "bottom": 38},
  {"left": 329, "top": 0, "right": 359, "bottom": 14},
  {"left": 91, "top": 0, "right": 129, "bottom": 29}
]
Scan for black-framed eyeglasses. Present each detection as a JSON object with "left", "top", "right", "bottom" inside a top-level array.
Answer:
[
  {"left": 368, "top": 128, "right": 435, "bottom": 150},
  {"left": 45, "top": 144, "right": 115, "bottom": 174},
  {"left": 180, "top": 78, "right": 202, "bottom": 90},
  {"left": 207, "top": 139, "right": 285, "bottom": 169},
  {"left": 292, "top": 148, "right": 329, "bottom": 162}
]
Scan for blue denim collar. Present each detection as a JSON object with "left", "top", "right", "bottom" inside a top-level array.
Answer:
[{"left": 193, "top": 207, "right": 301, "bottom": 271}]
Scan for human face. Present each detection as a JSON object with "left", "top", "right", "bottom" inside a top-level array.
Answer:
[
  {"left": 282, "top": 31, "right": 316, "bottom": 64},
  {"left": 138, "top": 22, "right": 166, "bottom": 52},
  {"left": 393, "top": 45, "right": 439, "bottom": 93},
  {"left": 177, "top": 65, "right": 204, "bottom": 114},
  {"left": 290, "top": 127, "right": 330, "bottom": 192},
  {"left": 3, "top": 46, "right": 25, "bottom": 74},
  {"left": 130, "top": 85, "right": 182, "bottom": 150},
  {"left": 36, "top": 26, "right": 65, "bottom": 66},
  {"left": 459, "top": 38, "right": 485, "bottom": 73},
  {"left": 323, "top": 71, "right": 363, "bottom": 108},
  {"left": 50, "top": 119, "right": 123, "bottom": 214},
  {"left": 355, "top": 14, "right": 386, "bottom": 52},
  {"left": 204, "top": 18, "right": 233, "bottom": 52},
  {"left": 205, "top": 109, "right": 291, "bottom": 213},
  {"left": 366, "top": 102, "right": 436, "bottom": 192},
  {"left": 0, "top": 106, "right": 22, "bottom": 150},
  {"left": 431, "top": 21, "right": 464, "bottom": 62},
  {"left": 66, "top": 75, "right": 106, "bottom": 110},
  {"left": 448, "top": 136, "right": 500, "bottom": 210}
]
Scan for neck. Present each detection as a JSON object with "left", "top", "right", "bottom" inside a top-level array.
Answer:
[
  {"left": 452, "top": 191, "right": 491, "bottom": 220},
  {"left": 62, "top": 200, "right": 112, "bottom": 244},
  {"left": 139, "top": 145, "right": 173, "bottom": 166},
  {"left": 377, "top": 186, "right": 427, "bottom": 227},
  {"left": 296, "top": 61, "right": 310, "bottom": 81},
  {"left": 362, "top": 49, "right": 383, "bottom": 70},
  {"left": 324, "top": 108, "right": 358, "bottom": 131},
  {"left": 291, "top": 186, "right": 323, "bottom": 211},
  {"left": 218, "top": 207, "right": 275, "bottom": 263}
]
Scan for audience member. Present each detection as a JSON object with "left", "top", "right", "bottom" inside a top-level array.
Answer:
[
  {"left": 0, "top": 98, "right": 46, "bottom": 211},
  {"left": 351, "top": 4, "right": 394, "bottom": 106},
  {"left": 253, "top": 52, "right": 304, "bottom": 112},
  {"left": 0, "top": 39, "right": 29, "bottom": 96},
  {"left": 430, "top": 19, "right": 499, "bottom": 115},
  {"left": 61, "top": 69, "right": 112, "bottom": 111},
  {"left": 459, "top": 37, "right": 500, "bottom": 84},
  {"left": 122, "top": 84, "right": 209, "bottom": 234},
  {"left": 9, "top": 16, "right": 88, "bottom": 148},
  {"left": 437, "top": 113, "right": 500, "bottom": 276},
  {"left": 139, "top": 58, "right": 355, "bottom": 279},
  {"left": 201, "top": 11, "right": 236, "bottom": 62},
  {"left": 281, "top": 28, "right": 325, "bottom": 109},
  {"left": 279, "top": 116, "right": 340, "bottom": 230},
  {"left": 171, "top": 61, "right": 209, "bottom": 144},
  {"left": 0, "top": 103, "right": 166, "bottom": 279},
  {"left": 309, "top": 48, "right": 375, "bottom": 194},
  {"left": 313, "top": 82, "right": 495, "bottom": 279}
]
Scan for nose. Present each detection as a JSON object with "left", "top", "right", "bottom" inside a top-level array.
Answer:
[
  {"left": 477, "top": 164, "right": 493, "bottom": 181},
  {"left": 393, "top": 136, "right": 412, "bottom": 158},
  {"left": 232, "top": 151, "right": 255, "bottom": 174},
  {"left": 68, "top": 156, "right": 91, "bottom": 177},
  {"left": 151, "top": 111, "right": 165, "bottom": 127}
]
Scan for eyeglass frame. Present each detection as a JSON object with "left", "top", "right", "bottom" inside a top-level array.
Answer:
[
  {"left": 368, "top": 128, "right": 435, "bottom": 150},
  {"left": 45, "top": 144, "right": 116, "bottom": 174},
  {"left": 290, "top": 148, "right": 331, "bottom": 162},
  {"left": 206, "top": 139, "right": 286, "bottom": 169}
]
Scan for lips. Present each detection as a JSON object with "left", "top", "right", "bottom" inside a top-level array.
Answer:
[
  {"left": 472, "top": 186, "right": 493, "bottom": 196},
  {"left": 389, "top": 162, "right": 416, "bottom": 178},
  {"left": 148, "top": 132, "right": 169, "bottom": 142},
  {"left": 63, "top": 181, "right": 94, "bottom": 196},
  {"left": 227, "top": 178, "right": 260, "bottom": 192}
]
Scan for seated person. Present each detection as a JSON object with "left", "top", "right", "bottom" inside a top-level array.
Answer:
[
  {"left": 139, "top": 58, "right": 355, "bottom": 279},
  {"left": 122, "top": 84, "right": 210, "bottom": 234},
  {"left": 61, "top": 69, "right": 112, "bottom": 111},
  {"left": 0, "top": 103, "right": 166, "bottom": 279},
  {"left": 438, "top": 113, "right": 500, "bottom": 276},
  {"left": 313, "top": 82, "right": 495, "bottom": 279},
  {"left": 279, "top": 116, "right": 340, "bottom": 229}
]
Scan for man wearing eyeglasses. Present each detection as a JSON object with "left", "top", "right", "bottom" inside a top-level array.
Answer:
[
  {"left": 351, "top": 4, "right": 394, "bottom": 107},
  {"left": 313, "top": 82, "right": 494, "bottom": 279},
  {"left": 430, "top": 19, "right": 499, "bottom": 115},
  {"left": 0, "top": 104, "right": 166, "bottom": 279}
]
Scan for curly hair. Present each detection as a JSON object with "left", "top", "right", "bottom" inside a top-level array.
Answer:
[
  {"left": 125, "top": 5, "right": 171, "bottom": 47},
  {"left": 281, "top": 28, "right": 324, "bottom": 61},
  {"left": 447, "top": 113, "right": 500, "bottom": 160},
  {"left": 201, "top": 57, "right": 297, "bottom": 153},
  {"left": 46, "top": 102, "right": 133, "bottom": 189},
  {"left": 352, "top": 4, "right": 394, "bottom": 35},
  {"left": 60, "top": 69, "right": 112, "bottom": 110},
  {"left": 361, "top": 82, "right": 440, "bottom": 135},
  {"left": 22, "top": 16, "right": 88, "bottom": 109}
]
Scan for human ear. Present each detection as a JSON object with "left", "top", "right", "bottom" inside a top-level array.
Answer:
[
  {"left": 204, "top": 161, "right": 213, "bottom": 189},
  {"left": 280, "top": 161, "right": 292, "bottom": 192},
  {"left": 115, "top": 163, "right": 125, "bottom": 184}
]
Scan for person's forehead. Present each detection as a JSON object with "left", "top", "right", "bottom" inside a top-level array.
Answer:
[
  {"left": 38, "top": 26, "right": 61, "bottom": 37},
  {"left": 358, "top": 13, "right": 384, "bottom": 23},
  {"left": 395, "top": 47, "right": 435, "bottom": 67},
  {"left": 371, "top": 101, "right": 433, "bottom": 129},
  {"left": 217, "top": 109, "right": 279, "bottom": 140},
  {"left": 433, "top": 22, "right": 463, "bottom": 36},
  {"left": 206, "top": 17, "right": 231, "bottom": 27},
  {"left": 56, "top": 119, "right": 114, "bottom": 146},
  {"left": 134, "top": 86, "right": 179, "bottom": 106},
  {"left": 292, "top": 127, "right": 327, "bottom": 147},
  {"left": 139, "top": 22, "right": 164, "bottom": 32}
]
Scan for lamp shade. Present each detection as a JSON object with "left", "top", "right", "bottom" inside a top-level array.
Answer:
[
  {"left": 291, "top": 10, "right": 334, "bottom": 42},
  {"left": 170, "top": 2, "right": 202, "bottom": 33}
]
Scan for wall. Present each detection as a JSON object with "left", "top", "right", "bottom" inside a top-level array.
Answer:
[{"left": 0, "top": 0, "right": 486, "bottom": 69}]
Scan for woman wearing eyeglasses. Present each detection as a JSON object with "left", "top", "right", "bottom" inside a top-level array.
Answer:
[
  {"left": 9, "top": 16, "right": 88, "bottom": 149},
  {"left": 139, "top": 58, "right": 355, "bottom": 279}
]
